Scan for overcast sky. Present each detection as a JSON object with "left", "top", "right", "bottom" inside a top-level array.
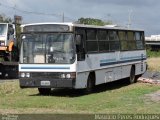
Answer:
[{"left": 0, "top": 0, "right": 159, "bottom": 36}]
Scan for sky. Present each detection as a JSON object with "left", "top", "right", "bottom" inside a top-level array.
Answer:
[{"left": 0, "top": 0, "right": 159, "bottom": 36}]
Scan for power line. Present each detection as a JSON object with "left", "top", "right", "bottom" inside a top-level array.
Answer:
[
  {"left": 0, "top": 2, "right": 61, "bottom": 17},
  {"left": 0, "top": 2, "right": 75, "bottom": 21}
]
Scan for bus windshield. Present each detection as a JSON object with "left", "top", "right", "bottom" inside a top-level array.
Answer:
[
  {"left": 0, "top": 24, "right": 7, "bottom": 35},
  {"left": 21, "top": 33, "right": 75, "bottom": 64}
]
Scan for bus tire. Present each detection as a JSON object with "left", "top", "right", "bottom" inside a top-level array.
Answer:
[
  {"left": 84, "top": 73, "right": 95, "bottom": 94},
  {"left": 129, "top": 66, "right": 136, "bottom": 84},
  {"left": 38, "top": 88, "right": 51, "bottom": 95}
]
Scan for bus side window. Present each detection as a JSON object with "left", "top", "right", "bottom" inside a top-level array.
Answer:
[{"left": 75, "top": 34, "right": 85, "bottom": 61}]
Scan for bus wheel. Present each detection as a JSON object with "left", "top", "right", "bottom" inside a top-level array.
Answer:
[
  {"left": 85, "top": 73, "right": 95, "bottom": 94},
  {"left": 129, "top": 66, "right": 136, "bottom": 84},
  {"left": 38, "top": 88, "right": 51, "bottom": 95}
]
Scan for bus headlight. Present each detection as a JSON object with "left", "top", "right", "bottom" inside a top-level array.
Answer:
[
  {"left": 26, "top": 73, "right": 30, "bottom": 78},
  {"left": 20, "top": 73, "right": 30, "bottom": 78},
  {"left": 21, "top": 73, "right": 25, "bottom": 78},
  {"left": 61, "top": 74, "right": 66, "bottom": 79},
  {"left": 60, "top": 73, "right": 76, "bottom": 79},
  {"left": 66, "top": 74, "right": 71, "bottom": 79}
]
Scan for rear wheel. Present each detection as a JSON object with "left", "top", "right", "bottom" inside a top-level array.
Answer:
[
  {"left": 129, "top": 66, "right": 136, "bottom": 84},
  {"left": 38, "top": 88, "right": 51, "bottom": 95}
]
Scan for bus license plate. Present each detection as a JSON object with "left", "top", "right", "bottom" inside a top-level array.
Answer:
[{"left": 41, "top": 81, "right": 50, "bottom": 86}]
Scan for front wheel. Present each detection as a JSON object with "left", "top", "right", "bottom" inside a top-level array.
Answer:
[
  {"left": 84, "top": 74, "right": 95, "bottom": 94},
  {"left": 38, "top": 88, "right": 51, "bottom": 95}
]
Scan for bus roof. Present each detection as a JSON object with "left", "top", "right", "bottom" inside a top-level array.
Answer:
[
  {"left": 21, "top": 22, "right": 73, "bottom": 27},
  {"left": 21, "top": 22, "right": 144, "bottom": 31}
]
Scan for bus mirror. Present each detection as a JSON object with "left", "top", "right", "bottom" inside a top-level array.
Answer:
[{"left": 75, "top": 35, "right": 82, "bottom": 45}]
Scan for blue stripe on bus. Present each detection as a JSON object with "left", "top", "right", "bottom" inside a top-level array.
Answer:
[
  {"left": 100, "top": 57, "right": 146, "bottom": 67},
  {"left": 121, "top": 56, "right": 143, "bottom": 61},
  {"left": 100, "top": 58, "right": 117, "bottom": 63},
  {"left": 21, "top": 66, "right": 70, "bottom": 70}
]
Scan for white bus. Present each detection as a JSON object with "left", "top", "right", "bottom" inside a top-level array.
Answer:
[{"left": 19, "top": 23, "right": 147, "bottom": 94}]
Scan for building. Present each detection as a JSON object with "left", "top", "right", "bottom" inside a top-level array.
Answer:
[{"left": 145, "top": 35, "right": 160, "bottom": 51}]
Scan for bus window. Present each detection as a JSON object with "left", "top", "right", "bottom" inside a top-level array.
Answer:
[
  {"left": 75, "top": 34, "right": 85, "bottom": 61},
  {"left": 108, "top": 30, "right": 120, "bottom": 51},
  {"left": 135, "top": 32, "right": 141, "bottom": 40},
  {"left": 127, "top": 31, "right": 136, "bottom": 50},
  {"left": 86, "top": 29, "right": 98, "bottom": 52},
  {"left": 118, "top": 31, "right": 127, "bottom": 51},
  {"left": 97, "top": 30, "right": 109, "bottom": 52},
  {"left": 97, "top": 30, "right": 106, "bottom": 40},
  {"left": 135, "top": 32, "right": 144, "bottom": 49},
  {"left": 75, "top": 28, "right": 86, "bottom": 61}
]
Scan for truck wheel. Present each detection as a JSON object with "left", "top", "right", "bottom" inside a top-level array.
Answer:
[
  {"left": 0, "top": 71, "right": 6, "bottom": 79},
  {"left": 129, "top": 66, "right": 136, "bottom": 84},
  {"left": 38, "top": 88, "right": 51, "bottom": 95}
]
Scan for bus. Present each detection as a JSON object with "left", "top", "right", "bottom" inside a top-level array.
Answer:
[{"left": 19, "top": 23, "right": 147, "bottom": 94}]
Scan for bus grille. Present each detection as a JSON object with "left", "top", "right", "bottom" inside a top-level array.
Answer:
[{"left": 30, "top": 72, "right": 61, "bottom": 79}]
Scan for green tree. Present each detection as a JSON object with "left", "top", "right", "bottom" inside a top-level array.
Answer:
[{"left": 77, "top": 17, "right": 112, "bottom": 26}]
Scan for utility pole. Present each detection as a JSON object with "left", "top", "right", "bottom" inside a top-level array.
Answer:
[
  {"left": 62, "top": 12, "right": 64, "bottom": 22},
  {"left": 128, "top": 10, "right": 133, "bottom": 28}
]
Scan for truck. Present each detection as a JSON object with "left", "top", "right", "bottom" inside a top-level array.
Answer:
[{"left": 0, "top": 23, "right": 19, "bottom": 78}]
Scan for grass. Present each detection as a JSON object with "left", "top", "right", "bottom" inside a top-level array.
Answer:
[
  {"left": 146, "top": 50, "right": 160, "bottom": 71},
  {"left": 147, "top": 57, "right": 160, "bottom": 71},
  {"left": 0, "top": 54, "right": 159, "bottom": 115},
  {"left": 0, "top": 80, "right": 160, "bottom": 114},
  {"left": 147, "top": 50, "right": 160, "bottom": 58}
]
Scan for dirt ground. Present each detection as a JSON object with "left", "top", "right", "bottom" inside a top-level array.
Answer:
[
  {"left": 138, "top": 75, "right": 160, "bottom": 102},
  {"left": 144, "top": 90, "right": 160, "bottom": 102}
]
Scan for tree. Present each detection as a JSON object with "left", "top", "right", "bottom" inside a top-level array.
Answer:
[
  {"left": 14, "top": 15, "right": 22, "bottom": 49},
  {"left": 77, "top": 17, "right": 112, "bottom": 26},
  {"left": 0, "top": 14, "right": 12, "bottom": 23}
]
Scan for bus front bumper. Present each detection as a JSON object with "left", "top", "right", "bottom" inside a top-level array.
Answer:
[{"left": 19, "top": 78, "right": 75, "bottom": 89}]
